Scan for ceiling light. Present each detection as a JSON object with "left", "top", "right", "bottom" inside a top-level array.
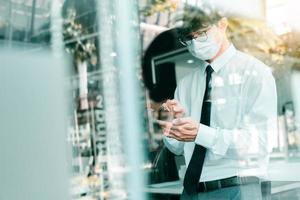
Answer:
[{"left": 187, "top": 59, "right": 194, "bottom": 64}]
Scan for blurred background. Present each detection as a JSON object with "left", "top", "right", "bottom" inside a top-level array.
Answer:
[{"left": 1, "top": 0, "right": 300, "bottom": 200}]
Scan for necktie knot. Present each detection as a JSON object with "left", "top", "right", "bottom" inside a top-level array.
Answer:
[
  {"left": 206, "top": 65, "right": 214, "bottom": 75},
  {"left": 205, "top": 65, "right": 214, "bottom": 89}
]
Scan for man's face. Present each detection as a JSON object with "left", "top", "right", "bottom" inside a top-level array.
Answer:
[
  {"left": 183, "top": 18, "right": 229, "bottom": 61},
  {"left": 196, "top": 18, "right": 228, "bottom": 46}
]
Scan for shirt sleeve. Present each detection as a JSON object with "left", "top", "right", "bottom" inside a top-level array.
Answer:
[
  {"left": 163, "top": 87, "right": 185, "bottom": 155},
  {"left": 195, "top": 68, "right": 277, "bottom": 160}
]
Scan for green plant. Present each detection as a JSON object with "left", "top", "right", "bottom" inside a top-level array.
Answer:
[{"left": 63, "top": 9, "right": 97, "bottom": 64}]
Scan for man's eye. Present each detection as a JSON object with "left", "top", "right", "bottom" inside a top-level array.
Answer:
[{"left": 198, "top": 32, "right": 206, "bottom": 37}]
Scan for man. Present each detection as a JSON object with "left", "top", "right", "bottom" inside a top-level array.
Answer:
[{"left": 157, "top": 6, "right": 277, "bottom": 200}]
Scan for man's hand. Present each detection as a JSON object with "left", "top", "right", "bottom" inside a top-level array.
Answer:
[
  {"left": 155, "top": 119, "right": 173, "bottom": 135},
  {"left": 157, "top": 117, "right": 199, "bottom": 142},
  {"left": 162, "top": 99, "right": 185, "bottom": 118}
]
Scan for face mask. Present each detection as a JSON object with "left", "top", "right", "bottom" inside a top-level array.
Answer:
[{"left": 187, "top": 30, "right": 221, "bottom": 61}]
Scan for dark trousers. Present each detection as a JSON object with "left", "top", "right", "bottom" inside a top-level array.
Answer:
[{"left": 180, "top": 183, "right": 263, "bottom": 200}]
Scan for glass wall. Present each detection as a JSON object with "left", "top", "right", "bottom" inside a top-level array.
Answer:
[
  {"left": 141, "top": 1, "right": 300, "bottom": 200},
  {"left": 1, "top": 0, "right": 300, "bottom": 200}
]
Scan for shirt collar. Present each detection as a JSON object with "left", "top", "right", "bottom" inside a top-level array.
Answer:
[
  {"left": 199, "top": 44, "right": 236, "bottom": 74},
  {"left": 211, "top": 44, "right": 236, "bottom": 73}
]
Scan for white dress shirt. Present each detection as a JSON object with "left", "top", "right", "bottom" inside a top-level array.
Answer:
[{"left": 163, "top": 44, "right": 277, "bottom": 182}]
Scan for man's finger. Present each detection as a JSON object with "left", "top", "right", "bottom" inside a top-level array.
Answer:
[
  {"left": 170, "top": 124, "right": 196, "bottom": 131},
  {"left": 155, "top": 119, "right": 170, "bottom": 127},
  {"left": 169, "top": 130, "right": 184, "bottom": 141},
  {"left": 170, "top": 125, "right": 181, "bottom": 132},
  {"left": 163, "top": 128, "right": 170, "bottom": 136},
  {"left": 165, "top": 99, "right": 180, "bottom": 110},
  {"left": 182, "top": 124, "right": 198, "bottom": 130},
  {"left": 173, "top": 106, "right": 185, "bottom": 116},
  {"left": 173, "top": 106, "right": 184, "bottom": 112},
  {"left": 174, "top": 111, "right": 185, "bottom": 118},
  {"left": 170, "top": 127, "right": 197, "bottom": 138},
  {"left": 167, "top": 130, "right": 196, "bottom": 141},
  {"left": 159, "top": 103, "right": 170, "bottom": 112},
  {"left": 169, "top": 129, "right": 182, "bottom": 138},
  {"left": 165, "top": 134, "right": 178, "bottom": 140},
  {"left": 173, "top": 118, "right": 191, "bottom": 125},
  {"left": 171, "top": 134, "right": 194, "bottom": 142},
  {"left": 166, "top": 99, "right": 178, "bottom": 105}
]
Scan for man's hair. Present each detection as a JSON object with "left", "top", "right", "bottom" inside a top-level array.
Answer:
[{"left": 175, "top": 5, "right": 222, "bottom": 41}]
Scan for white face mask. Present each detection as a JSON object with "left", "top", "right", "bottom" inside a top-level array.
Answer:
[{"left": 187, "top": 30, "right": 221, "bottom": 61}]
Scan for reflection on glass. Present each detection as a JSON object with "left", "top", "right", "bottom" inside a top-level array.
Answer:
[{"left": 142, "top": 2, "right": 300, "bottom": 200}]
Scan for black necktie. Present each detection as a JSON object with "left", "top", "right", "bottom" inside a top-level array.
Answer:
[{"left": 183, "top": 65, "right": 214, "bottom": 194}]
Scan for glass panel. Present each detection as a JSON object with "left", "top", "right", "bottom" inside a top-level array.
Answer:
[
  {"left": 141, "top": 1, "right": 300, "bottom": 200},
  {"left": 2, "top": 0, "right": 300, "bottom": 200}
]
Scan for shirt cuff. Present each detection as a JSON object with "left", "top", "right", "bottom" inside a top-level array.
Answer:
[
  {"left": 163, "top": 135, "right": 184, "bottom": 155},
  {"left": 195, "top": 124, "right": 217, "bottom": 149}
]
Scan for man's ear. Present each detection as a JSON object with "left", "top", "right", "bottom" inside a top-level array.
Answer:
[{"left": 217, "top": 17, "right": 228, "bottom": 31}]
